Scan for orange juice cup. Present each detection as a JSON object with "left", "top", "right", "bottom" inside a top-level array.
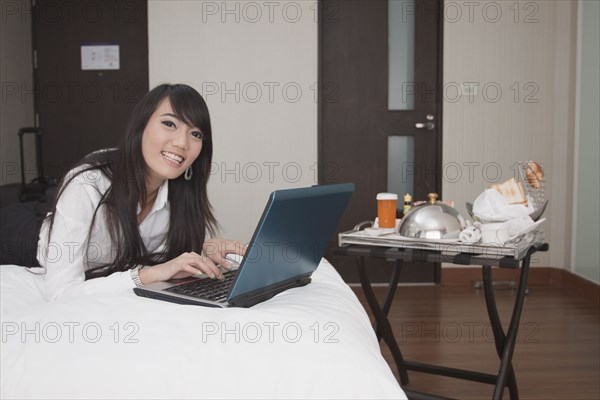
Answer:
[{"left": 377, "top": 193, "right": 398, "bottom": 229}]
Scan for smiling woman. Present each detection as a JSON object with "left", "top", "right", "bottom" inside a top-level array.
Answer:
[
  {"left": 137, "top": 97, "right": 205, "bottom": 225},
  {"left": 11, "top": 84, "right": 247, "bottom": 301},
  {"left": 141, "top": 97, "right": 205, "bottom": 189}
]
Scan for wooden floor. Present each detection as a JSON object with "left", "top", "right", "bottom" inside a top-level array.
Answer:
[{"left": 351, "top": 283, "right": 600, "bottom": 400}]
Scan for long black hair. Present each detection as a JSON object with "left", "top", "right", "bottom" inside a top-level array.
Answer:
[{"left": 44, "top": 84, "right": 217, "bottom": 278}]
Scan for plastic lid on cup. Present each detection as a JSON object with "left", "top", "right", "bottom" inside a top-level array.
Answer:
[{"left": 376, "top": 193, "right": 398, "bottom": 200}]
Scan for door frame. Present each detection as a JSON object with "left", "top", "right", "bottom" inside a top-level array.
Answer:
[
  {"left": 318, "top": 0, "right": 444, "bottom": 194},
  {"left": 317, "top": 0, "right": 445, "bottom": 283},
  {"left": 30, "top": 0, "right": 149, "bottom": 181}
]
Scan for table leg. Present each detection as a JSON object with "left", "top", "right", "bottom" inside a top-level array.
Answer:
[
  {"left": 374, "top": 259, "right": 403, "bottom": 341},
  {"left": 482, "top": 249, "right": 532, "bottom": 400},
  {"left": 356, "top": 256, "right": 409, "bottom": 385}
]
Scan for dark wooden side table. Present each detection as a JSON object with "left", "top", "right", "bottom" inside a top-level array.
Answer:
[{"left": 335, "top": 242, "right": 549, "bottom": 400}]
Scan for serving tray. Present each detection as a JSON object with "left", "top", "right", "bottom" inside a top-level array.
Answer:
[{"left": 338, "top": 229, "right": 545, "bottom": 260}]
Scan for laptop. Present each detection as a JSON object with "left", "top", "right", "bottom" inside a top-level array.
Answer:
[{"left": 133, "top": 183, "right": 354, "bottom": 308}]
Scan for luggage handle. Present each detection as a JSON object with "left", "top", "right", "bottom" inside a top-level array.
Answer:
[{"left": 17, "top": 127, "right": 46, "bottom": 187}]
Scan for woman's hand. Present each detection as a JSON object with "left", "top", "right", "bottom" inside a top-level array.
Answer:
[
  {"left": 139, "top": 252, "right": 225, "bottom": 285},
  {"left": 137, "top": 238, "right": 246, "bottom": 286},
  {"left": 202, "top": 237, "right": 247, "bottom": 270}
]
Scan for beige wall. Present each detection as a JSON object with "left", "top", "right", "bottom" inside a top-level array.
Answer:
[
  {"left": 442, "top": 0, "right": 578, "bottom": 269},
  {"left": 148, "top": 0, "right": 318, "bottom": 242},
  {"left": 0, "top": 0, "right": 35, "bottom": 186}
]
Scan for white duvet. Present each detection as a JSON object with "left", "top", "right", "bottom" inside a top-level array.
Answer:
[{"left": 1, "top": 260, "right": 406, "bottom": 399}]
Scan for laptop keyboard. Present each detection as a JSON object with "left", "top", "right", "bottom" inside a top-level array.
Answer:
[{"left": 165, "top": 270, "right": 238, "bottom": 302}]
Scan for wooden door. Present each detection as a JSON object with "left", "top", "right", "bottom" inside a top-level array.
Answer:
[
  {"left": 319, "top": 0, "right": 443, "bottom": 283},
  {"left": 32, "top": 0, "right": 149, "bottom": 180}
]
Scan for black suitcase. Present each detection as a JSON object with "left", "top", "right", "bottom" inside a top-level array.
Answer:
[{"left": 0, "top": 128, "right": 56, "bottom": 266}]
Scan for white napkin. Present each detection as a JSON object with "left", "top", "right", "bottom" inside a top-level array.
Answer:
[
  {"left": 506, "top": 216, "right": 535, "bottom": 238},
  {"left": 459, "top": 217, "right": 535, "bottom": 244},
  {"left": 459, "top": 225, "right": 482, "bottom": 244},
  {"left": 473, "top": 188, "right": 535, "bottom": 223}
]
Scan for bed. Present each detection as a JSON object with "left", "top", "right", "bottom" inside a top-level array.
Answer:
[{"left": 0, "top": 260, "right": 406, "bottom": 399}]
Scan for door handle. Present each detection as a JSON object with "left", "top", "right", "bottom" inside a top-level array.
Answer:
[{"left": 415, "top": 114, "right": 435, "bottom": 130}]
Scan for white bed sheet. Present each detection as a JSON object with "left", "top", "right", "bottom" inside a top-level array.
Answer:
[{"left": 1, "top": 260, "right": 406, "bottom": 399}]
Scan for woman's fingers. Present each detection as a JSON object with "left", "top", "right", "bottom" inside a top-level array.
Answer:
[
  {"left": 230, "top": 241, "right": 248, "bottom": 256},
  {"left": 220, "top": 241, "right": 246, "bottom": 270},
  {"left": 171, "top": 264, "right": 205, "bottom": 280},
  {"left": 140, "top": 252, "right": 228, "bottom": 285},
  {"left": 185, "top": 252, "right": 223, "bottom": 279},
  {"left": 204, "top": 238, "right": 247, "bottom": 257}
]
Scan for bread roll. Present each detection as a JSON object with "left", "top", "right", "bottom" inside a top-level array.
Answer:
[
  {"left": 491, "top": 178, "right": 528, "bottom": 205},
  {"left": 525, "top": 161, "right": 544, "bottom": 189}
]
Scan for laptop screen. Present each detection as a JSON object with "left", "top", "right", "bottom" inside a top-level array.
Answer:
[{"left": 227, "top": 183, "right": 355, "bottom": 303}]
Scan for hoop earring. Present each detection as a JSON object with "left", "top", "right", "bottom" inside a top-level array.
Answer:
[{"left": 184, "top": 166, "right": 193, "bottom": 181}]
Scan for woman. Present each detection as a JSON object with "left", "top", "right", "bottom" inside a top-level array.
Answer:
[{"left": 37, "top": 83, "right": 244, "bottom": 301}]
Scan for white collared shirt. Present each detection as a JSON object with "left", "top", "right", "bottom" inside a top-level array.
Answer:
[{"left": 37, "top": 166, "right": 170, "bottom": 301}]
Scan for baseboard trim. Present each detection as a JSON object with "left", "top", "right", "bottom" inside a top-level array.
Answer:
[{"left": 442, "top": 266, "right": 599, "bottom": 304}]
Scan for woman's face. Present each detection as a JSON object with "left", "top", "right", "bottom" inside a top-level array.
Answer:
[{"left": 141, "top": 98, "right": 203, "bottom": 187}]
